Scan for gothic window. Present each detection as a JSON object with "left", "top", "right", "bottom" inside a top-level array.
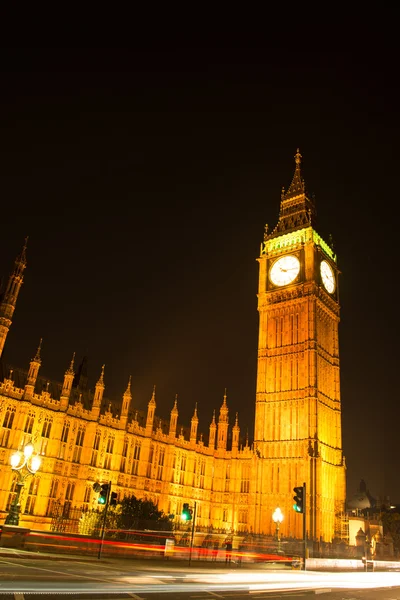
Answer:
[
  {"left": 63, "top": 482, "right": 75, "bottom": 517},
  {"left": 5, "top": 475, "right": 18, "bottom": 511},
  {"left": 199, "top": 459, "right": 206, "bottom": 489},
  {"left": 2, "top": 407, "right": 15, "bottom": 428},
  {"left": 41, "top": 416, "right": 52, "bottom": 438},
  {"left": 179, "top": 455, "right": 186, "bottom": 485},
  {"left": 106, "top": 436, "right": 114, "bottom": 453},
  {"left": 225, "top": 464, "right": 230, "bottom": 492},
  {"left": 24, "top": 476, "right": 39, "bottom": 514},
  {"left": 104, "top": 435, "right": 115, "bottom": 470},
  {"left": 146, "top": 445, "right": 154, "bottom": 478},
  {"left": 24, "top": 411, "right": 35, "bottom": 434},
  {"left": 238, "top": 509, "right": 248, "bottom": 530},
  {"left": 73, "top": 426, "right": 85, "bottom": 463},
  {"left": 40, "top": 438, "right": 48, "bottom": 455},
  {"left": 222, "top": 508, "right": 228, "bottom": 522},
  {"left": 61, "top": 421, "right": 69, "bottom": 443},
  {"left": 91, "top": 430, "right": 101, "bottom": 467},
  {"left": 156, "top": 447, "right": 165, "bottom": 481},
  {"left": 83, "top": 485, "right": 91, "bottom": 509},
  {"left": 0, "top": 406, "right": 15, "bottom": 447},
  {"left": 120, "top": 438, "right": 128, "bottom": 473},
  {"left": 190, "top": 458, "right": 196, "bottom": 487},
  {"left": 171, "top": 453, "right": 177, "bottom": 482},
  {"left": 46, "top": 478, "right": 59, "bottom": 516},
  {"left": 240, "top": 463, "right": 250, "bottom": 493},
  {"left": 58, "top": 420, "right": 70, "bottom": 459},
  {"left": 132, "top": 441, "right": 141, "bottom": 476}
]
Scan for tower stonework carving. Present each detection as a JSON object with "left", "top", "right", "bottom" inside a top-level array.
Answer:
[{"left": 253, "top": 150, "right": 346, "bottom": 540}]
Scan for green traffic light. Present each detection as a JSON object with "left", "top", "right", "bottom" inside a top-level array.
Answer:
[
  {"left": 181, "top": 503, "right": 192, "bottom": 521},
  {"left": 98, "top": 496, "right": 106, "bottom": 505},
  {"left": 293, "top": 503, "right": 301, "bottom": 512}
]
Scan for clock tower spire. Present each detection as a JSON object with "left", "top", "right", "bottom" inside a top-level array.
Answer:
[
  {"left": 253, "top": 151, "right": 345, "bottom": 543},
  {"left": 270, "top": 149, "right": 316, "bottom": 237}
]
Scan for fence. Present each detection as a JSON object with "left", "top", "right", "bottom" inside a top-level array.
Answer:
[{"left": 50, "top": 501, "right": 85, "bottom": 534}]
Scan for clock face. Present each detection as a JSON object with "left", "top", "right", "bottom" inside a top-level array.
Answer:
[
  {"left": 320, "top": 260, "right": 335, "bottom": 293},
  {"left": 269, "top": 255, "right": 300, "bottom": 287}
]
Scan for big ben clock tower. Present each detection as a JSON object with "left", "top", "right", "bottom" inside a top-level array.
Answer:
[{"left": 253, "top": 150, "right": 346, "bottom": 542}]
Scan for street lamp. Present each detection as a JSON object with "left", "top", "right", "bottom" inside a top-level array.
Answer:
[
  {"left": 5, "top": 442, "right": 41, "bottom": 526},
  {"left": 272, "top": 507, "right": 284, "bottom": 553}
]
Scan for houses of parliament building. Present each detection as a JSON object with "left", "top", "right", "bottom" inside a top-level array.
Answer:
[{"left": 0, "top": 152, "right": 346, "bottom": 542}]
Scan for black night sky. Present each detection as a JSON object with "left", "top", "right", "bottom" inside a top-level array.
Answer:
[{"left": 0, "top": 44, "right": 398, "bottom": 504}]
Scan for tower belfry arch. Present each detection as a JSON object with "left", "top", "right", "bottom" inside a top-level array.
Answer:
[{"left": 253, "top": 151, "right": 346, "bottom": 542}]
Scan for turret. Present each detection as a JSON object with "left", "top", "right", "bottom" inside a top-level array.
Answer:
[
  {"left": 145, "top": 385, "right": 156, "bottom": 435},
  {"left": 190, "top": 403, "right": 198, "bottom": 444},
  {"left": 23, "top": 339, "right": 42, "bottom": 399},
  {"left": 0, "top": 238, "right": 27, "bottom": 358},
  {"left": 231, "top": 412, "right": 240, "bottom": 456},
  {"left": 169, "top": 394, "right": 178, "bottom": 439},
  {"left": 217, "top": 389, "right": 229, "bottom": 450},
  {"left": 120, "top": 376, "right": 132, "bottom": 428},
  {"left": 60, "top": 352, "right": 75, "bottom": 410},
  {"left": 92, "top": 364, "right": 105, "bottom": 418},
  {"left": 209, "top": 410, "right": 216, "bottom": 450}
]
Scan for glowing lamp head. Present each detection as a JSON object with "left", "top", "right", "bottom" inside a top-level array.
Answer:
[
  {"left": 10, "top": 451, "right": 23, "bottom": 469},
  {"left": 30, "top": 454, "right": 41, "bottom": 473},
  {"left": 23, "top": 443, "right": 34, "bottom": 459},
  {"left": 272, "top": 507, "right": 284, "bottom": 524}
]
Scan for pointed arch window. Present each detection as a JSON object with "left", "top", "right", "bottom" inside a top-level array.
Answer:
[
  {"left": 61, "top": 421, "right": 70, "bottom": 443},
  {"left": 24, "top": 476, "right": 40, "bottom": 514},
  {"left": 240, "top": 463, "right": 250, "bottom": 493},
  {"left": 199, "top": 459, "right": 206, "bottom": 489},
  {"left": 24, "top": 411, "right": 35, "bottom": 434},
  {"left": 132, "top": 441, "right": 141, "bottom": 476},
  {"left": 46, "top": 478, "right": 60, "bottom": 516},
  {"left": 73, "top": 426, "right": 85, "bottom": 463},
  {"left": 40, "top": 416, "right": 53, "bottom": 455},
  {"left": 120, "top": 438, "right": 129, "bottom": 473},
  {"left": 104, "top": 434, "right": 115, "bottom": 470},
  {"left": 225, "top": 464, "right": 230, "bottom": 492},
  {"left": 91, "top": 430, "right": 101, "bottom": 466},
  {"left": 0, "top": 406, "right": 16, "bottom": 447},
  {"left": 63, "top": 481, "right": 75, "bottom": 516},
  {"left": 179, "top": 454, "right": 186, "bottom": 485},
  {"left": 156, "top": 447, "right": 165, "bottom": 481},
  {"left": 6, "top": 475, "right": 18, "bottom": 511},
  {"left": 41, "top": 416, "right": 53, "bottom": 438},
  {"left": 146, "top": 445, "right": 154, "bottom": 478},
  {"left": 58, "top": 420, "right": 70, "bottom": 459}
]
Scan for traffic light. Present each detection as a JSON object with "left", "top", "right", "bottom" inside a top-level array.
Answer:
[
  {"left": 98, "top": 483, "right": 109, "bottom": 505},
  {"left": 181, "top": 502, "right": 192, "bottom": 521},
  {"left": 110, "top": 491, "right": 118, "bottom": 506},
  {"left": 293, "top": 486, "right": 304, "bottom": 513}
]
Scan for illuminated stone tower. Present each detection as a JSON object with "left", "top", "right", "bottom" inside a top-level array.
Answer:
[
  {"left": 253, "top": 151, "right": 346, "bottom": 542},
  {"left": 0, "top": 238, "right": 27, "bottom": 359}
]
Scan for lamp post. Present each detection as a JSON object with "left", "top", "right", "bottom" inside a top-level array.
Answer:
[
  {"left": 5, "top": 442, "right": 41, "bottom": 526},
  {"left": 272, "top": 507, "right": 284, "bottom": 554}
]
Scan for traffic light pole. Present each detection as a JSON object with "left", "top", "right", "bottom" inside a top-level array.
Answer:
[
  {"left": 188, "top": 501, "right": 197, "bottom": 567},
  {"left": 98, "top": 480, "right": 111, "bottom": 560},
  {"left": 302, "top": 481, "right": 307, "bottom": 571}
]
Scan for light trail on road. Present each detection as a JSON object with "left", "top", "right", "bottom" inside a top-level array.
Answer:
[{"left": 2, "top": 559, "right": 400, "bottom": 596}]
